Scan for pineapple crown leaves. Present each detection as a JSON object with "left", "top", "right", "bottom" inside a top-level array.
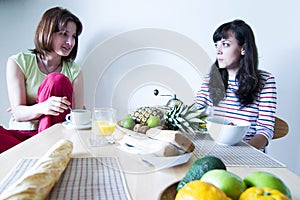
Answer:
[{"left": 164, "top": 103, "right": 207, "bottom": 133}]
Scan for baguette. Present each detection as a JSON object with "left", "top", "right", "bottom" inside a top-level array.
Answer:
[
  {"left": 0, "top": 139, "right": 73, "bottom": 200},
  {"left": 146, "top": 128, "right": 195, "bottom": 152}
]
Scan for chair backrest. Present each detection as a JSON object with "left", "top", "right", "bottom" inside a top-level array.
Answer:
[{"left": 273, "top": 116, "right": 289, "bottom": 139}]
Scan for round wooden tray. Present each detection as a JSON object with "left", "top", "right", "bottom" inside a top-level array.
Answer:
[{"left": 159, "top": 181, "right": 179, "bottom": 200}]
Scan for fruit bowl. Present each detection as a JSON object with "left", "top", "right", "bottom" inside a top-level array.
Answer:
[
  {"left": 159, "top": 181, "right": 179, "bottom": 200},
  {"left": 116, "top": 121, "right": 148, "bottom": 138},
  {"left": 116, "top": 122, "right": 193, "bottom": 169},
  {"left": 206, "top": 116, "right": 250, "bottom": 146}
]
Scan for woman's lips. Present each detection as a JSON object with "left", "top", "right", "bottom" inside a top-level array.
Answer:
[
  {"left": 62, "top": 45, "right": 71, "bottom": 51},
  {"left": 61, "top": 46, "right": 71, "bottom": 55},
  {"left": 217, "top": 58, "right": 224, "bottom": 62}
]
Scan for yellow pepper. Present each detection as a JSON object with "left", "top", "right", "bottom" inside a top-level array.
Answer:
[{"left": 239, "top": 187, "right": 290, "bottom": 200}]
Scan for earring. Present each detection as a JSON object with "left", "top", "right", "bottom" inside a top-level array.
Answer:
[{"left": 241, "top": 50, "right": 245, "bottom": 55}]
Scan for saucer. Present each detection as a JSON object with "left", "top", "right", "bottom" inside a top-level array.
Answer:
[{"left": 62, "top": 121, "right": 92, "bottom": 130}]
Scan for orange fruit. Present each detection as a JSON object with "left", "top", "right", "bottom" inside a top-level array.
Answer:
[{"left": 175, "top": 180, "right": 231, "bottom": 200}]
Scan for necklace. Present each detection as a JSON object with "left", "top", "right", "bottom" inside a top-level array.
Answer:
[{"left": 39, "top": 55, "right": 62, "bottom": 74}]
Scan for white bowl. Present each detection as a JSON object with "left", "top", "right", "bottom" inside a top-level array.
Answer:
[{"left": 206, "top": 116, "right": 250, "bottom": 146}]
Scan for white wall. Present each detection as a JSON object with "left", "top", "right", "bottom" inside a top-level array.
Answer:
[{"left": 1, "top": 0, "right": 299, "bottom": 176}]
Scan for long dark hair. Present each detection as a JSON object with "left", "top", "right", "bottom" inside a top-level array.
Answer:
[
  {"left": 209, "top": 19, "right": 263, "bottom": 107},
  {"left": 31, "top": 7, "right": 83, "bottom": 62}
]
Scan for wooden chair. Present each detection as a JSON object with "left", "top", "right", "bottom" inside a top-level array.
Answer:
[{"left": 272, "top": 116, "right": 289, "bottom": 139}]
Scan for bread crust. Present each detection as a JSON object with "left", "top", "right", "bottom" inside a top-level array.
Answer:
[
  {"left": 0, "top": 139, "right": 73, "bottom": 200},
  {"left": 146, "top": 128, "right": 195, "bottom": 153}
]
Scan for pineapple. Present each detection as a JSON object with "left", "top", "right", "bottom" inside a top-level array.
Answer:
[
  {"left": 164, "top": 103, "right": 207, "bottom": 134},
  {"left": 130, "top": 103, "right": 206, "bottom": 134},
  {"left": 131, "top": 106, "right": 164, "bottom": 125}
]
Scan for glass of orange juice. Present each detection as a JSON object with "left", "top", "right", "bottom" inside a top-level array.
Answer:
[{"left": 91, "top": 107, "right": 117, "bottom": 146}]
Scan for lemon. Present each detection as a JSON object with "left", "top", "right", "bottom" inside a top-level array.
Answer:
[
  {"left": 201, "top": 169, "right": 246, "bottom": 200},
  {"left": 146, "top": 116, "right": 161, "bottom": 128},
  {"left": 122, "top": 117, "right": 135, "bottom": 130},
  {"left": 175, "top": 180, "right": 230, "bottom": 200}
]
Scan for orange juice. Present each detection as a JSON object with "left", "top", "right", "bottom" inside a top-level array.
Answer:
[{"left": 96, "top": 121, "right": 115, "bottom": 136}]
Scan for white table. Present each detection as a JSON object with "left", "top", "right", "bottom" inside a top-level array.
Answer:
[{"left": 0, "top": 124, "right": 299, "bottom": 199}]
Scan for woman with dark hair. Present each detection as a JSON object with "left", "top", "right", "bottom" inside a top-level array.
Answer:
[
  {"left": 0, "top": 7, "right": 84, "bottom": 153},
  {"left": 195, "top": 20, "right": 277, "bottom": 151}
]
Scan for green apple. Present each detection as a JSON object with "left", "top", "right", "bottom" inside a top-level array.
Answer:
[
  {"left": 122, "top": 117, "right": 135, "bottom": 129},
  {"left": 200, "top": 169, "right": 246, "bottom": 200},
  {"left": 146, "top": 116, "right": 161, "bottom": 128},
  {"left": 124, "top": 114, "right": 131, "bottom": 119},
  {"left": 243, "top": 171, "right": 291, "bottom": 198}
]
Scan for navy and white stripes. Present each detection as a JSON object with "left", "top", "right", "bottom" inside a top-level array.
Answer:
[{"left": 195, "top": 70, "right": 277, "bottom": 146}]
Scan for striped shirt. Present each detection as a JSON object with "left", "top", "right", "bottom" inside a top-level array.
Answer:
[{"left": 195, "top": 70, "right": 277, "bottom": 147}]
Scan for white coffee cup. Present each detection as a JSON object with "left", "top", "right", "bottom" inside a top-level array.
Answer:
[{"left": 65, "top": 109, "right": 91, "bottom": 125}]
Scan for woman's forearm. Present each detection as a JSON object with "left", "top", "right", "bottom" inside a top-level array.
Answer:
[
  {"left": 10, "top": 104, "right": 43, "bottom": 122},
  {"left": 10, "top": 95, "right": 70, "bottom": 122},
  {"left": 247, "top": 134, "right": 268, "bottom": 149}
]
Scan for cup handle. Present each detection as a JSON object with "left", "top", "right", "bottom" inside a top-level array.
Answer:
[{"left": 65, "top": 114, "right": 72, "bottom": 122}]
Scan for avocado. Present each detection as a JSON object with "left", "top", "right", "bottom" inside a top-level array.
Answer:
[{"left": 177, "top": 156, "right": 226, "bottom": 191}]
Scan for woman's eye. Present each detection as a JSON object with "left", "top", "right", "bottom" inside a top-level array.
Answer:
[
  {"left": 222, "top": 42, "right": 230, "bottom": 47},
  {"left": 58, "top": 31, "right": 66, "bottom": 36}
]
